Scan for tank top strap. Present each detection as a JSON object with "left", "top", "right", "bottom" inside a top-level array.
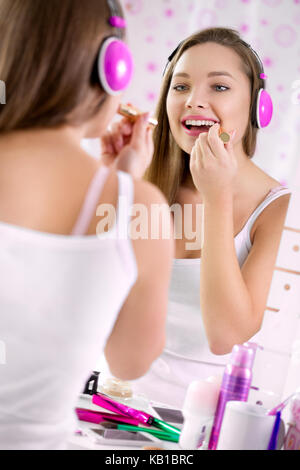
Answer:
[
  {"left": 244, "top": 185, "right": 292, "bottom": 249},
  {"left": 114, "top": 170, "right": 138, "bottom": 282},
  {"left": 71, "top": 165, "right": 110, "bottom": 236},
  {"left": 250, "top": 185, "right": 291, "bottom": 222},
  {"left": 71, "top": 166, "right": 135, "bottom": 241},
  {"left": 115, "top": 170, "right": 135, "bottom": 240}
]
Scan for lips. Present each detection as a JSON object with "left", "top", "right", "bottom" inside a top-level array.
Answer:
[
  {"left": 182, "top": 125, "right": 211, "bottom": 137},
  {"left": 181, "top": 115, "right": 220, "bottom": 137},
  {"left": 182, "top": 115, "right": 220, "bottom": 123}
]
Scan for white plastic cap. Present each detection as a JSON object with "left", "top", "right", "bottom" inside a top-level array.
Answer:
[{"left": 182, "top": 379, "right": 220, "bottom": 416}]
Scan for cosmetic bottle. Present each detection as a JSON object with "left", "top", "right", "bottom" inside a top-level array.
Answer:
[
  {"left": 208, "top": 344, "right": 255, "bottom": 450},
  {"left": 179, "top": 377, "right": 221, "bottom": 450}
]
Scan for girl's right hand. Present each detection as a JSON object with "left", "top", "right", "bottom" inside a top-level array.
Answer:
[{"left": 100, "top": 113, "right": 154, "bottom": 179}]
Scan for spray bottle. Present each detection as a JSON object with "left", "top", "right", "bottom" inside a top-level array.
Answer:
[{"left": 208, "top": 344, "right": 255, "bottom": 450}]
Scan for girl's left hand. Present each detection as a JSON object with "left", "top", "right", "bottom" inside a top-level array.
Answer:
[{"left": 190, "top": 123, "right": 238, "bottom": 202}]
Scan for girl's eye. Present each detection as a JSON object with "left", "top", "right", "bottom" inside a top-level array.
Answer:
[
  {"left": 172, "top": 84, "right": 188, "bottom": 92},
  {"left": 214, "top": 85, "right": 229, "bottom": 92}
]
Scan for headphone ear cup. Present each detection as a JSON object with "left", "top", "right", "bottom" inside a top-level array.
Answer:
[
  {"left": 254, "top": 88, "right": 273, "bottom": 128},
  {"left": 98, "top": 37, "right": 134, "bottom": 95}
]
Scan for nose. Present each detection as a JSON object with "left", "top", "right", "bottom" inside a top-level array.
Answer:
[{"left": 186, "top": 87, "right": 209, "bottom": 109}]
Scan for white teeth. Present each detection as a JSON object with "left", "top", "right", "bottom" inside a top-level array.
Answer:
[{"left": 185, "top": 120, "right": 216, "bottom": 126}]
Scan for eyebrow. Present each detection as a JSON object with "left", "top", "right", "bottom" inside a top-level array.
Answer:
[{"left": 173, "top": 71, "right": 235, "bottom": 80}]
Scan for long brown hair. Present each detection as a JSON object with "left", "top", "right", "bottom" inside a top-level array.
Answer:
[
  {"left": 145, "top": 27, "right": 265, "bottom": 205},
  {"left": 0, "top": 0, "right": 124, "bottom": 133}
]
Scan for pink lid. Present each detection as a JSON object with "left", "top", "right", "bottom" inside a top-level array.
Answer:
[
  {"left": 183, "top": 380, "right": 220, "bottom": 416},
  {"left": 230, "top": 344, "right": 255, "bottom": 369}
]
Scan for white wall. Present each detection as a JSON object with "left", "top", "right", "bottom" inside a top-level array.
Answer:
[{"left": 249, "top": 183, "right": 300, "bottom": 408}]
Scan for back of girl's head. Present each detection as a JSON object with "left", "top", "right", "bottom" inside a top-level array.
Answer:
[
  {"left": 145, "top": 27, "right": 265, "bottom": 205},
  {"left": 0, "top": 0, "right": 124, "bottom": 133}
]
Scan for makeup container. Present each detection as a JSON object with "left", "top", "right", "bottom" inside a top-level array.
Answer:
[
  {"left": 179, "top": 377, "right": 220, "bottom": 450},
  {"left": 99, "top": 376, "right": 133, "bottom": 399},
  {"left": 208, "top": 344, "right": 255, "bottom": 450},
  {"left": 217, "top": 402, "right": 276, "bottom": 450},
  {"left": 218, "top": 127, "right": 230, "bottom": 143}
]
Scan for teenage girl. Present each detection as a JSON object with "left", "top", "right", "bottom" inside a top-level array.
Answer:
[{"left": 128, "top": 27, "right": 291, "bottom": 408}]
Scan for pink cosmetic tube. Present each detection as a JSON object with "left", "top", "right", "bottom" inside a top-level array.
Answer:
[
  {"left": 92, "top": 394, "right": 154, "bottom": 425},
  {"left": 76, "top": 408, "right": 141, "bottom": 426}
]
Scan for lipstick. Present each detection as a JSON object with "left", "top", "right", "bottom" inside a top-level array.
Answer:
[
  {"left": 118, "top": 103, "right": 158, "bottom": 128},
  {"left": 92, "top": 394, "right": 154, "bottom": 425}
]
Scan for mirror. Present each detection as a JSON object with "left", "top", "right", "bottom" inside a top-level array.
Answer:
[{"left": 92, "top": 0, "right": 299, "bottom": 411}]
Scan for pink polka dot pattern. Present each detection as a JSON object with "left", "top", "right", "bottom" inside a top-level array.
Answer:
[
  {"left": 146, "top": 62, "right": 158, "bottom": 72},
  {"left": 240, "top": 23, "right": 250, "bottom": 33},
  {"left": 164, "top": 8, "right": 174, "bottom": 18},
  {"left": 197, "top": 9, "right": 218, "bottom": 28},
  {"left": 120, "top": 0, "right": 300, "bottom": 187},
  {"left": 274, "top": 25, "right": 297, "bottom": 47},
  {"left": 263, "top": 57, "right": 273, "bottom": 67}
]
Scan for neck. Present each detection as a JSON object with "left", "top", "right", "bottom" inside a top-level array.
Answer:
[{"left": 0, "top": 124, "right": 88, "bottom": 150}]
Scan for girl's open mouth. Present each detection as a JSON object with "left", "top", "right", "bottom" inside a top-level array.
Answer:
[{"left": 182, "top": 119, "right": 218, "bottom": 137}]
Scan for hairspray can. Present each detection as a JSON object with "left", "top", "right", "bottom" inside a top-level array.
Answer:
[{"left": 208, "top": 344, "right": 255, "bottom": 450}]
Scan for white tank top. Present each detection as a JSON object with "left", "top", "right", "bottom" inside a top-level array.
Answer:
[
  {"left": 132, "top": 186, "right": 291, "bottom": 408},
  {"left": 0, "top": 166, "right": 137, "bottom": 450}
]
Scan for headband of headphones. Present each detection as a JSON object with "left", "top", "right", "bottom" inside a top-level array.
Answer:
[
  {"left": 107, "top": 0, "right": 126, "bottom": 31},
  {"left": 163, "top": 38, "right": 273, "bottom": 129}
]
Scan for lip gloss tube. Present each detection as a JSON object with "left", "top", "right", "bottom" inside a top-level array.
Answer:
[{"left": 118, "top": 103, "right": 158, "bottom": 127}]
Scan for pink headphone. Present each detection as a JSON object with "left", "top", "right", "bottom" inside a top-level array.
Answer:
[
  {"left": 97, "top": 0, "right": 134, "bottom": 95},
  {"left": 240, "top": 41, "right": 273, "bottom": 129},
  {"left": 164, "top": 39, "right": 273, "bottom": 129}
]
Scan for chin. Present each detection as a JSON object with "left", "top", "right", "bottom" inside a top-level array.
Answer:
[
  {"left": 178, "top": 139, "right": 195, "bottom": 156},
  {"left": 172, "top": 133, "right": 193, "bottom": 155}
]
